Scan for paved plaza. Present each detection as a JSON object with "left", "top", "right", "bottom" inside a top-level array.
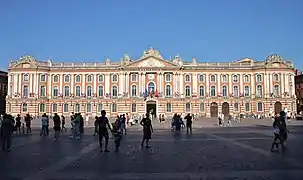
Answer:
[{"left": 0, "top": 119, "right": 303, "bottom": 180}]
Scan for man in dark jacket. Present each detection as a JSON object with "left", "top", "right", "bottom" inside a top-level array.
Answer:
[
  {"left": 53, "top": 113, "right": 61, "bottom": 141},
  {"left": 1, "top": 114, "right": 14, "bottom": 151}
]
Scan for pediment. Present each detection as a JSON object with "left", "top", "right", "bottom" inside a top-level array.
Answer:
[
  {"left": 126, "top": 57, "right": 179, "bottom": 68},
  {"left": 267, "top": 61, "right": 290, "bottom": 68},
  {"left": 10, "top": 55, "right": 38, "bottom": 69},
  {"left": 13, "top": 62, "right": 37, "bottom": 69}
]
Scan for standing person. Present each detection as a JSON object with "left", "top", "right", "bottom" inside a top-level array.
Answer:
[
  {"left": 40, "top": 113, "right": 48, "bottom": 136},
  {"left": 15, "top": 114, "right": 21, "bottom": 135},
  {"left": 72, "top": 113, "right": 81, "bottom": 139},
  {"left": 185, "top": 113, "right": 192, "bottom": 134},
  {"left": 271, "top": 113, "right": 281, "bottom": 152},
  {"left": 61, "top": 115, "right": 66, "bottom": 132},
  {"left": 46, "top": 115, "right": 50, "bottom": 136},
  {"left": 93, "top": 116, "right": 99, "bottom": 136},
  {"left": 24, "top": 114, "right": 32, "bottom": 135},
  {"left": 120, "top": 114, "right": 127, "bottom": 135},
  {"left": 278, "top": 111, "right": 288, "bottom": 149},
  {"left": 97, "top": 110, "right": 112, "bottom": 152},
  {"left": 140, "top": 113, "right": 153, "bottom": 148},
  {"left": 53, "top": 113, "right": 61, "bottom": 141},
  {"left": 1, "top": 114, "right": 14, "bottom": 152},
  {"left": 79, "top": 113, "right": 84, "bottom": 135}
]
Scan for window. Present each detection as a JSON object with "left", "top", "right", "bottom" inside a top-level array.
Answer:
[
  {"left": 257, "top": 85, "right": 262, "bottom": 97},
  {"left": 131, "top": 74, "right": 137, "bottom": 82},
  {"left": 53, "top": 75, "right": 59, "bottom": 82},
  {"left": 112, "top": 74, "right": 118, "bottom": 82},
  {"left": 22, "top": 103, "right": 27, "bottom": 112},
  {"left": 23, "top": 85, "right": 29, "bottom": 97},
  {"left": 131, "top": 103, "right": 136, "bottom": 112},
  {"left": 199, "top": 86, "right": 205, "bottom": 96},
  {"left": 185, "top": 74, "right": 190, "bottom": 82},
  {"left": 75, "top": 86, "right": 81, "bottom": 96},
  {"left": 210, "top": 75, "right": 216, "bottom": 82},
  {"left": 200, "top": 103, "right": 205, "bottom": 112},
  {"left": 234, "top": 103, "right": 239, "bottom": 111},
  {"left": 39, "top": 103, "right": 46, "bottom": 112},
  {"left": 222, "top": 75, "right": 227, "bottom": 82},
  {"left": 64, "top": 75, "right": 70, "bottom": 82},
  {"left": 233, "top": 75, "right": 238, "bottom": 82},
  {"left": 75, "top": 75, "right": 81, "bottom": 82},
  {"left": 41, "top": 74, "right": 46, "bottom": 82},
  {"left": 244, "top": 86, "right": 250, "bottom": 96},
  {"left": 87, "top": 86, "right": 92, "bottom": 97},
  {"left": 64, "top": 103, "right": 69, "bottom": 112},
  {"left": 199, "top": 74, "right": 204, "bottom": 82},
  {"left": 210, "top": 86, "right": 216, "bottom": 96},
  {"left": 40, "top": 86, "right": 46, "bottom": 97},
  {"left": 112, "top": 86, "right": 118, "bottom": 97},
  {"left": 222, "top": 86, "right": 227, "bottom": 97},
  {"left": 257, "top": 102, "right": 263, "bottom": 112},
  {"left": 166, "top": 103, "right": 172, "bottom": 112},
  {"left": 9, "top": 86, "right": 12, "bottom": 97},
  {"left": 274, "top": 85, "right": 279, "bottom": 96},
  {"left": 112, "top": 103, "right": 117, "bottom": 112},
  {"left": 86, "top": 103, "right": 91, "bottom": 112},
  {"left": 166, "top": 85, "right": 171, "bottom": 96},
  {"left": 148, "top": 82, "right": 155, "bottom": 92},
  {"left": 87, "top": 75, "right": 92, "bottom": 82},
  {"left": 64, "top": 86, "right": 70, "bottom": 97},
  {"left": 186, "top": 103, "right": 191, "bottom": 112},
  {"left": 273, "top": 74, "right": 279, "bottom": 82},
  {"left": 98, "top": 86, "right": 104, "bottom": 96},
  {"left": 97, "top": 103, "right": 102, "bottom": 113},
  {"left": 131, "top": 85, "right": 137, "bottom": 96},
  {"left": 185, "top": 85, "right": 191, "bottom": 97},
  {"left": 233, "top": 86, "right": 239, "bottom": 97},
  {"left": 256, "top": 74, "right": 262, "bottom": 82},
  {"left": 165, "top": 74, "right": 171, "bottom": 82},
  {"left": 98, "top": 75, "right": 104, "bottom": 82},
  {"left": 75, "top": 103, "right": 80, "bottom": 112},
  {"left": 244, "top": 75, "right": 249, "bottom": 82},
  {"left": 53, "top": 104, "right": 57, "bottom": 112},
  {"left": 24, "top": 74, "right": 29, "bottom": 81},
  {"left": 245, "top": 103, "right": 250, "bottom": 112},
  {"left": 53, "top": 86, "right": 58, "bottom": 97}
]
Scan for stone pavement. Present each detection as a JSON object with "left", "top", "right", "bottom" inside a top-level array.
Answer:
[{"left": 1, "top": 124, "right": 303, "bottom": 180}]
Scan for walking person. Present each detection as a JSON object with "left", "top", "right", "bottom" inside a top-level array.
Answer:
[
  {"left": 1, "top": 114, "right": 14, "bottom": 152},
  {"left": 97, "top": 110, "right": 112, "bottom": 152},
  {"left": 15, "top": 114, "right": 21, "bottom": 135},
  {"left": 271, "top": 113, "right": 281, "bottom": 152},
  {"left": 24, "top": 114, "right": 32, "bottom": 135},
  {"left": 140, "top": 113, "right": 153, "bottom": 148},
  {"left": 40, "top": 113, "right": 48, "bottom": 136},
  {"left": 93, "top": 116, "right": 99, "bottom": 136},
  {"left": 185, "top": 113, "right": 192, "bottom": 134},
  {"left": 278, "top": 111, "right": 288, "bottom": 149},
  {"left": 121, "top": 114, "right": 127, "bottom": 135},
  {"left": 72, "top": 113, "right": 81, "bottom": 140},
  {"left": 61, "top": 115, "right": 66, "bottom": 132},
  {"left": 53, "top": 113, "right": 61, "bottom": 141}
]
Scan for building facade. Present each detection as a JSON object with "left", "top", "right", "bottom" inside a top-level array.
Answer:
[
  {"left": 295, "top": 71, "right": 303, "bottom": 114},
  {"left": 6, "top": 48, "right": 297, "bottom": 118},
  {"left": 0, "top": 71, "right": 8, "bottom": 114}
]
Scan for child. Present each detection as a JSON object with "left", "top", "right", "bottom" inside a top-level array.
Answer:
[{"left": 112, "top": 122, "right": 122, "bottom": 152}]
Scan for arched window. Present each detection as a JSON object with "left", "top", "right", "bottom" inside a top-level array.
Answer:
[
  {"left": 22, "top": 103, "right": 27, "bottom": 112},
  {"left": 87, "top": 86, "right": 92, "bottom": 97},
  {"left": 64, "top": 75, "right": 70, "bottom": 82},
  {"left": 23, "top": 85, "right": 29, "bottom": 97},
  {"left": 75, "top": 103, "right": 80, "bottom": 112},
  {"left": 244, "top": 75, "right": 249, "bottom": 82},
  {"left": 86, "top": 103, "right": 91, "bottom": 112},
  {"left": 185, "top": 85, "right": 191, "bottom": 97},
  {"left": 245, "top": 103, "right": 250, "bottom": 111},
  {"left": 148, "top": 82, "right": 155, "bottom": 92},
  {"left": 131, "top": 103, "right": 136, "bottom": 112},
  {"left": 98, "top": 86, "right": 104, "bottom": 96},
  {"left": 64, "top": 86, "right": 70, "bottom": 97},
  {"left": 199, "top": 86, "right": 205, "bottom": 96},
  {"left": 53, "top": 75, "right": 59, "bottom": 82},
  {"left": 274, "top": 85, "right": 279, "bottom": 96},
  {"left": 199, "top": 74, "right": 204, "bottom": 82},
  {"left": 234, "top": 103, "right": 239, "bottom": 111},
  {"left": 273, "top": 74, "right": 279, "bottom": 82},
  {"left": 210, "top": 75, "right": 216, "bottom": 82},
  {"left": 23, "top": 74, "right": 29, "bottom": 81},
  {"left": 256, "top": 74, "right": 262, "bottom": 82},
  {"left": 87, "top": 75, "right": 92, "bottom": 82},
  {"left": 112, "top": 74, "right": 118, "bottom": 82},
  {"left": 75, "top": 75, "right": 81, "bottom": 82},
  {"left": 75, "top": 86, "right": 81, "bottom": 96},
  {"left": 40, "top": 85, "right": 46, "bottom": 97},
  {"left": 112, "top": 103, "right": 117, "bottom": 112},
  {"left": 257, "top": 102, "right": 263, "bottom": 111},
  {"left": 257, "top": 85, "right": 262, "bottom": 97},
  {"left": 166, "top": 103, "right": 172, "bottom": 112},
  {"left": 131, "top": 85, "right": 137, "bottom": 96},
  {"left": 185, "top": 74, "right": 190, "bottom": 82},
  {"left": 186, "top": 103, "right": 191, "bottom": 112},
  {"left": 222, "top": 86, "right": 227, "bottom": 97},
  {"left": 244, "top": 86, "right": 250, "bottom": 96},
  {"left": 39, "top": 103, "right": 46, "bottom": 112},
  {"left": 222, "top": 75, "right": 227, "bottom": 82},
  {"left": 112, "top": 86, "right": 118, "bottom": 97},
  {"left": 98, "top": 75, "right": 104, "bottom": 82},
  {"left": 52, "top": 104, "right": 57, "bottom": 112},
  {"left": 233, "top": 75, "right": 238, "bottom": 82},
  {"left": 210, "top": 86, "right": 216, "bottom": 96},
  {"left": 200, "top": 103, "right": 205, "bottom": 112},
  {"left": 53, "top": 86, "right": 58, "bottom": 97},
  {"left": 64, "top": 103, "right": 69, "bottom": 112},
  {"left": 166, "top": 85, "right": 171, "bottom": 96},
  {"left": 233, "top": 86, "right": 239, "bottom": 97}
]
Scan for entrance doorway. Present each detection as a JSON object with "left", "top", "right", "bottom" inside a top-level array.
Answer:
[
  {"left": 274, "top": 101, "right": 282, "bottom": 114},
  {"left": 222, "top": 102, "right": 229, "bottom": 116},
  {"left": 210, "top": 102, "right": 218, "bottom": 117},
  {"left": 146, "top": 101, "right": 157, "bottom": 118}
]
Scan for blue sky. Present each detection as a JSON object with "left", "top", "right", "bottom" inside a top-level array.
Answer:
[{"left": 0, "top": 0, "right": 302, "bottom": 71}]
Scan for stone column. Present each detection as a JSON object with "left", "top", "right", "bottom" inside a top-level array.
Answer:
[
  {"left": 36, "top": 73, "right": 39, "bottom": 95},
  {"left": 285, "top": 73, "right": 289, "bottom": 93},
  {"left": 105, "top": 73, "right": 110, "bottom": 94},
  {"left": 48, "top": 74, "right": 52, "bottom": 98},
  {"left": 18, "top": 73, "right": 22, "bottom": 94},
  {"left": 125, "top": 73, "right": 129, "bottom": 94},
  {"left": 29, "top": 73, "right": 33, "bottom": 93},
  {"left": 138, "top": 73, "right": 142, "bottom": 95},
  {"left": 281, "top": 73, "right": 284, "bottom": 96},
  {"left": 59, "top": 74, "right": 63, "bottom": 94},
  {"left": 269, "top": 73, "right": 272, "bottom": 94},
  {"left": 217, "top": 74, "right": 221, "bottom": 94},
  {"left": 228, "top": 74, "right": 232, "bottom": 94},
  {"left": 119, "top": 72, "right": 123, "bottom": 95},
  {"left": 157, "top": 72, "right": 160, "bottom": 92},
  {"left": 81, "top": 74, "right": 86, "bottom": 94},
  {"left": 71, "top": 74, "right": 74, "bottom": 94},
  {"left": 93, "top": 74, "right": 96, "bottom": 94},
  {"left": 142, "top": 73, "right": 146, "bottom": 92},
  {"left": 180, "top": 73, "right": 184, "bottom": 96},
  {"left": 239, "top": 74, "right": 243, "bottom": 95},
  {"left": 193, "top": 73, "right": 198, "bottom": 94},
  {"left": 251, "top": 73, "right": 255, "bottom": 97},
  {"left": 291, "top": 73, "right": 295, "bottom": 96},
  {"left": 7, "top": 73, "right": 12, "bottom": 96},
  {"left": 205, "top": 74, "right": 209, "bottom": 95}
]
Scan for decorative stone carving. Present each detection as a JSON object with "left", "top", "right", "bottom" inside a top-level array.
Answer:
[
  {"left": 138, "top": 58, "right": 165, "bottom": 67},
  {"left": 121, "top": 54, "right": 131, "bottom": 66},
  {"left": 105, "top": 58, "right": 111, "bottom": 65},
  {"left": 141, "top": 47, "right": 163, "bottom": 59},
  {"left": 266, "top": 54, "right": 283, "bottom": 62},
  {"left": 192, "top": 58, "right": 197, "bottom": 64},
  {"left": 19, "top": 55, "right": 36, "bottom": 62}
]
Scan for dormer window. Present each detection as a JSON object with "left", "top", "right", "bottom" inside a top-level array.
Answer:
[
  {"left": 112, "top": 74, "right": 118, "bottom": 82},
  {"left": 222, "top": 75, "right": 227, "bottom": 82},
  {"left": 40, "top": 74, "right": 46, "bottom": 82},
  {"left": 185, "top": 74, "right": 190, "bottom": 82},
  {"left": 64, "top": 75, "right": 70, "bottom": 83},
  {"left": 233, "top": 75, "right": 238, "bottom": 82},
  {"left": 98, "top": 75, "right": 104, "bottom": 82},
  {"left": 24, "top": 74, "right": 29, "bottom": 82},
  {"left": 244, "top": 75, "right": 249, "bottom": 83},
  {"left": 131, "top": 74, "right": 137, "bottom": 82},
  {"left": 87, "top": 75, "right": 93, "bottom": 82},
  {"left": 273, "top": 74, "right": 279, "bottom": 82},
  {"left": 210, "top": 75, "right": 216, "bottom": 82},
  {"left": 256, "top": 74, "right": 262, "bottom": 82},
  {"left": 199, "top": 74, "right": 204, "bottom": 82},
  {"left": 53, "top": 75, "right": 59, "bottom": 82},
  {"left": 165, "top": 74, "right": 171, "bottom": 82}
]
